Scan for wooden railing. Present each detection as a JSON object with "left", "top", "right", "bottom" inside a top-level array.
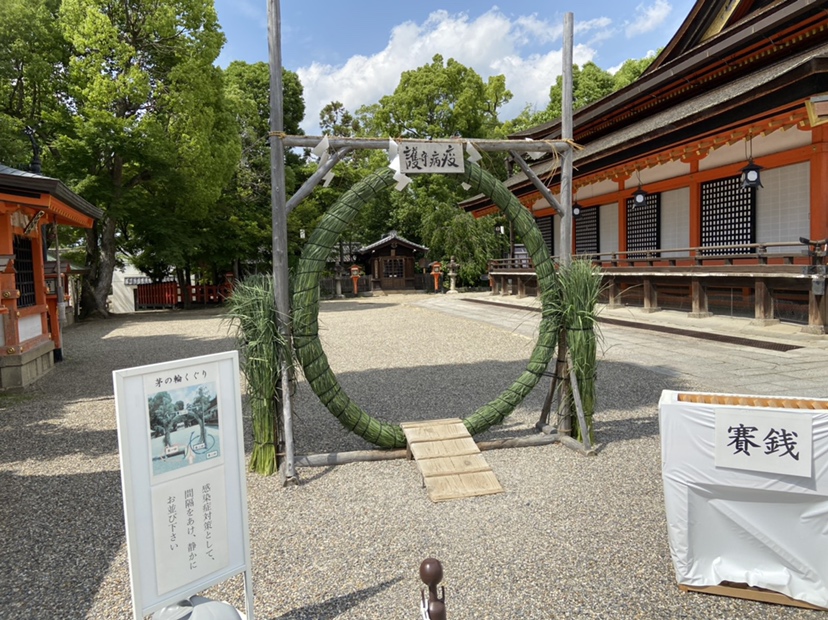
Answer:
[
  {"left": 486, "top": 240, "right": 827, "bottom": 333},
  {"left": 136, "top": 283, "right": 229, "bottom": 309},
  {"left": 488, "top": 241, "right": 815, "bottom": 273}
]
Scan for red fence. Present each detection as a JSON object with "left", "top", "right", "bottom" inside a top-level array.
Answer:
[{"left": 136, "top": 283, "right": 228, "bottom": 310}]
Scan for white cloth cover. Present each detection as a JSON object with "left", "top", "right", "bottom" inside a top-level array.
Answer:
[{"left": 659, "top": 390, "right": 828, "bottom": 608}]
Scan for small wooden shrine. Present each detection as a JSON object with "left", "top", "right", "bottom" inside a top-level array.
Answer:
[
  {"left": 358, "top": 230, "right": 428, "bottom": 293},
  {"left": 0, "top": 165, "right": 102, "bottom": 388}
]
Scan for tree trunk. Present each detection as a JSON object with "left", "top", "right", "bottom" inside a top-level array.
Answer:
[
  {"left": 81, "top": 216, "right": 118, "bottom": 318},
  {"left": 176, "top": 267, "right": 191, "bottom": 309}
]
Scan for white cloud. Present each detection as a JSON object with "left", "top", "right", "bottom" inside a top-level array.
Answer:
[
  {"left": 296, "top": 8, "right": 605, "bottom": 134},
  {"left": 625, "top": 0, "right": 672, "bottom": 38}
]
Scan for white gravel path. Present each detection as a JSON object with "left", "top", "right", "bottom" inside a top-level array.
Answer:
[{"left": 1, "top": 295, "right": 826, "bottom": 619}]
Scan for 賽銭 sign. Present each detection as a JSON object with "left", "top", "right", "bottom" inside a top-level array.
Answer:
[{"left": 715, "top": 407, "right": 812, "bottom": 478}]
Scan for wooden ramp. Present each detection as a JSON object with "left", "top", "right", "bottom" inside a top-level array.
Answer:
[{"left": 400, "top": 418, "right": 503, "bottom": 502}]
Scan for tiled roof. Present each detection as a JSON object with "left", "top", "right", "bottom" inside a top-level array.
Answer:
[{"left": 358, "top": 230, "right": 428, "bottom": 253}]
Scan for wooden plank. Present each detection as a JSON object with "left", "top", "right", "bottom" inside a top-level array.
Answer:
[
  {"left": 400, "top": 418, "right": 461, "bottom": 429},
  {"left": 409, "top": 437, "right": 479, "bottom": 460},
  {"left": 403, "top": 422, "right": 469, "bottom": 444},
  {"left": 418, "top": 454, "right": 491, "bottom": 477},
  {"left": 425, "top": 471, "right": 503, "bottom": 502},
  {"left": 401, "top": 418, "right": 503, "bottom": 501},
  {"left": 679, "top": 583, "right": 828, "bottom": 611}
]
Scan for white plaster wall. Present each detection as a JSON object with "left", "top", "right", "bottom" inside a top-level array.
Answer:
[
  {"left": 699, "top": 127, "right": 811, "bottom": 171},
  {"left": 19, "top": 314, "right": 43, "bottom": 343},
  {"left": 0, "top": 317, "right": 5, "bottom": 346},
  {"left": 599, "top": 203, "right": 619, "bottom": 254},
  {"left": 108, "top": 265, "right": 144, "bottom": 314},
  {"left": 660, "top": 187, "right": 690, "bottom": 257},
  {"left": 756, "top": 162, "right": 810, "bottom": 252}
]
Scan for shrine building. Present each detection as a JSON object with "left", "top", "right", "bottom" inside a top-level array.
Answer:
[
  {"left": 463, "top": 0, "right": 828, "bottom": 333},
  {"left": 0, "top": 164, "right": 102, "bottom": 388}
]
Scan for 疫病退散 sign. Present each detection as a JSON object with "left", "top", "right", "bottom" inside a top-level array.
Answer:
[{"left": 113, "top": 351, "right": 254, "bottom": 620}]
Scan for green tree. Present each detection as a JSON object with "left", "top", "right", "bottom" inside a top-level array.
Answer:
[
  {"left": 186, "top": 386, "right": 213, "bottom": 446},
  {"left": 319, "top": 101, "right": 360, "bottom": 136},
  {"left": 612, "top": 55, "right": 658, "bottom": 90},
  {"left": 148, "top": 391, "right": 179, "bottom": 448},
  {"left": 547, "top": 62, "right": 615, "bottom": 118},
  {"left": 0, "top": 0, "right": 68, "bottom": 167},
  {"left": 210, "top": 62, "right": 305, "bottom": 278},
  {"left": 53, "top": 0, "right": 234, "bottom": 317},
  {"left": 358, "top": 54, "right": 511, "bottom": 140}
]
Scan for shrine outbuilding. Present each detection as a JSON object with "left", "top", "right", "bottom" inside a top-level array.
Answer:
[
  {"left": 463, "top": 0, "right": 828, "bottom": 332},
  {"left": 358, "top": 230, "right": 429, "bottom": 294},
  {"left": 0, "top": 165, "right": 102, "bottom": 388}
]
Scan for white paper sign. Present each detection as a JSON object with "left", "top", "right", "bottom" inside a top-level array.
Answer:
[
  {"left": 113, "top": 351, "right": 253, "bottom": 620},
  {"left": 715, "top": 407, "right": 813, "bottom": 478},
  {"left": 399, "top": 141, "right": 464, "bottom": 174}
]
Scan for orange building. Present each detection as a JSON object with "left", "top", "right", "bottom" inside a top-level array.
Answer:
[
  {"left": 0, "top": 165, "right": 102, "bottom": 388},
  {"left": 464, "top": 0, "right": 828, "bottom": 332}
]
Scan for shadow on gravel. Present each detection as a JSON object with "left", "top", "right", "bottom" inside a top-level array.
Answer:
[
  {"left": 291, "top": 358, "right": 694, "bottom": 454},
  {"left": 0, "top": 470, "right": 124, "bottom": 617},
  {"left": 269, "top": 577, "right": 402, "bottom": 620}
]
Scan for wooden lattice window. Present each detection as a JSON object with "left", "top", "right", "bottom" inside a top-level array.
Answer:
[
  {"left": 700, "top": 176, "right": 755, "bottom": 255},
  {"left": 575, "top": 207, "right": 599, "bottom": 256},
  {"left": 626, "top": 193, "right": 660, "bottom": 259},
  {"left": 383, "top": 257, "right": 404, "bottom": 278},
  {"left": 536, "top": 216, "right": 554, "bottom": 256},
  {"left": 13, "top": 235, "right": 36, "bottom": 307}
]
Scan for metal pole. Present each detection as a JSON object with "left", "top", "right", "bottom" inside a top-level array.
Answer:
[
  {"left": 267, "top": 0, "right": 296, "bottom": 484},
  {"left": 560, "top": 12, "right": 574, "bottom": 267}
]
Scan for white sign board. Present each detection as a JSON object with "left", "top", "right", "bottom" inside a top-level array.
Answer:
[
  {"left": 399, "top": 141, "right": 465, "bottom": 174},
  {"left": 113, "top": 351, "right": 253, "bottom": 620},
  {"left": 659, "top": 390, "right": 828, "bottom": 608},
  {"left": 714, "top": 407, "right": 812, "bottom": 478}
]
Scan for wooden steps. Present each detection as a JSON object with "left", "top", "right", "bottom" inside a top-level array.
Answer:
[{"left": 400, "top": 418, "right": 504, "bottom": 502}]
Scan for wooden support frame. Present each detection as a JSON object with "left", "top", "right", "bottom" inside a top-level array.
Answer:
[{"left": 268, "top": 1, "right": 577, "bottom": 481}]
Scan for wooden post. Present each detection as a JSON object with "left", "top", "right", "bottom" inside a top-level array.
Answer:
[
  {"left": 805, "top": 280, "right": 827, "bottom": 334},
  {"left": 643, "top": 277, "right": 659, "bottom": 312},
  {"left": 268, "top": 0, "right": 296, "bottom": 485},
  {"left": 559, "top": 12, "right": 574, "bottom": 268},
  {"left": 752, "top": 277, "right": 778, "bottom": 326},
  {"left": 567, "top": 353, "right": 592, "bottom": 451},
  {"left": 606, "top": 277, "right": 621, "bottom": 309},
  {"left": 689, "top": 277, "right": 711, "bottom": 318},
  {"left": 516, "top": 276, "right": 526, "bottom": 298}
]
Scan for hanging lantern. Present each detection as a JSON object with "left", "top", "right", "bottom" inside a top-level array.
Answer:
[{"left": 741, "top": 159, "right": 763, "bottom": 189}]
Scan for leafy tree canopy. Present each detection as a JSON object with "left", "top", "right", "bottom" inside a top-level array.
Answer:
[{"left": 357, "top": 54, "right": 512, "bottom": 140}]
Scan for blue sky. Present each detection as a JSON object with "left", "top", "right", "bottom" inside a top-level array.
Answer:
[{"left": 214, "top": 1, "right": 697, "bottom": 133}]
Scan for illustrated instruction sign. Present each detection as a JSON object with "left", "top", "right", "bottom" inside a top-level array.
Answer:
[
  {"left": 715, "top": 407, "right": 813, "bottom": 478},
  {"left": 113, "top": 351, "right": 253, "bottom": 620}
]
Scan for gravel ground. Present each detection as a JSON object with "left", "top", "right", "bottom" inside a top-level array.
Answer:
[{"left": 1, "top": 295, "right": 826, "bottom": 620}]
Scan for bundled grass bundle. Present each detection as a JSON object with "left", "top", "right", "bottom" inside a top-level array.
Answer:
[
  {"left": 225, "top": 275, "right": 287, "bottom": 475},
  {"left": 545, "top": 259, "right": 603, "bottom": 443}
]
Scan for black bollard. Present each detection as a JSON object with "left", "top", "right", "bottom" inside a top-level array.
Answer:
[{"left": 419, "top": 557, "right": 446, "bottom": 620}]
